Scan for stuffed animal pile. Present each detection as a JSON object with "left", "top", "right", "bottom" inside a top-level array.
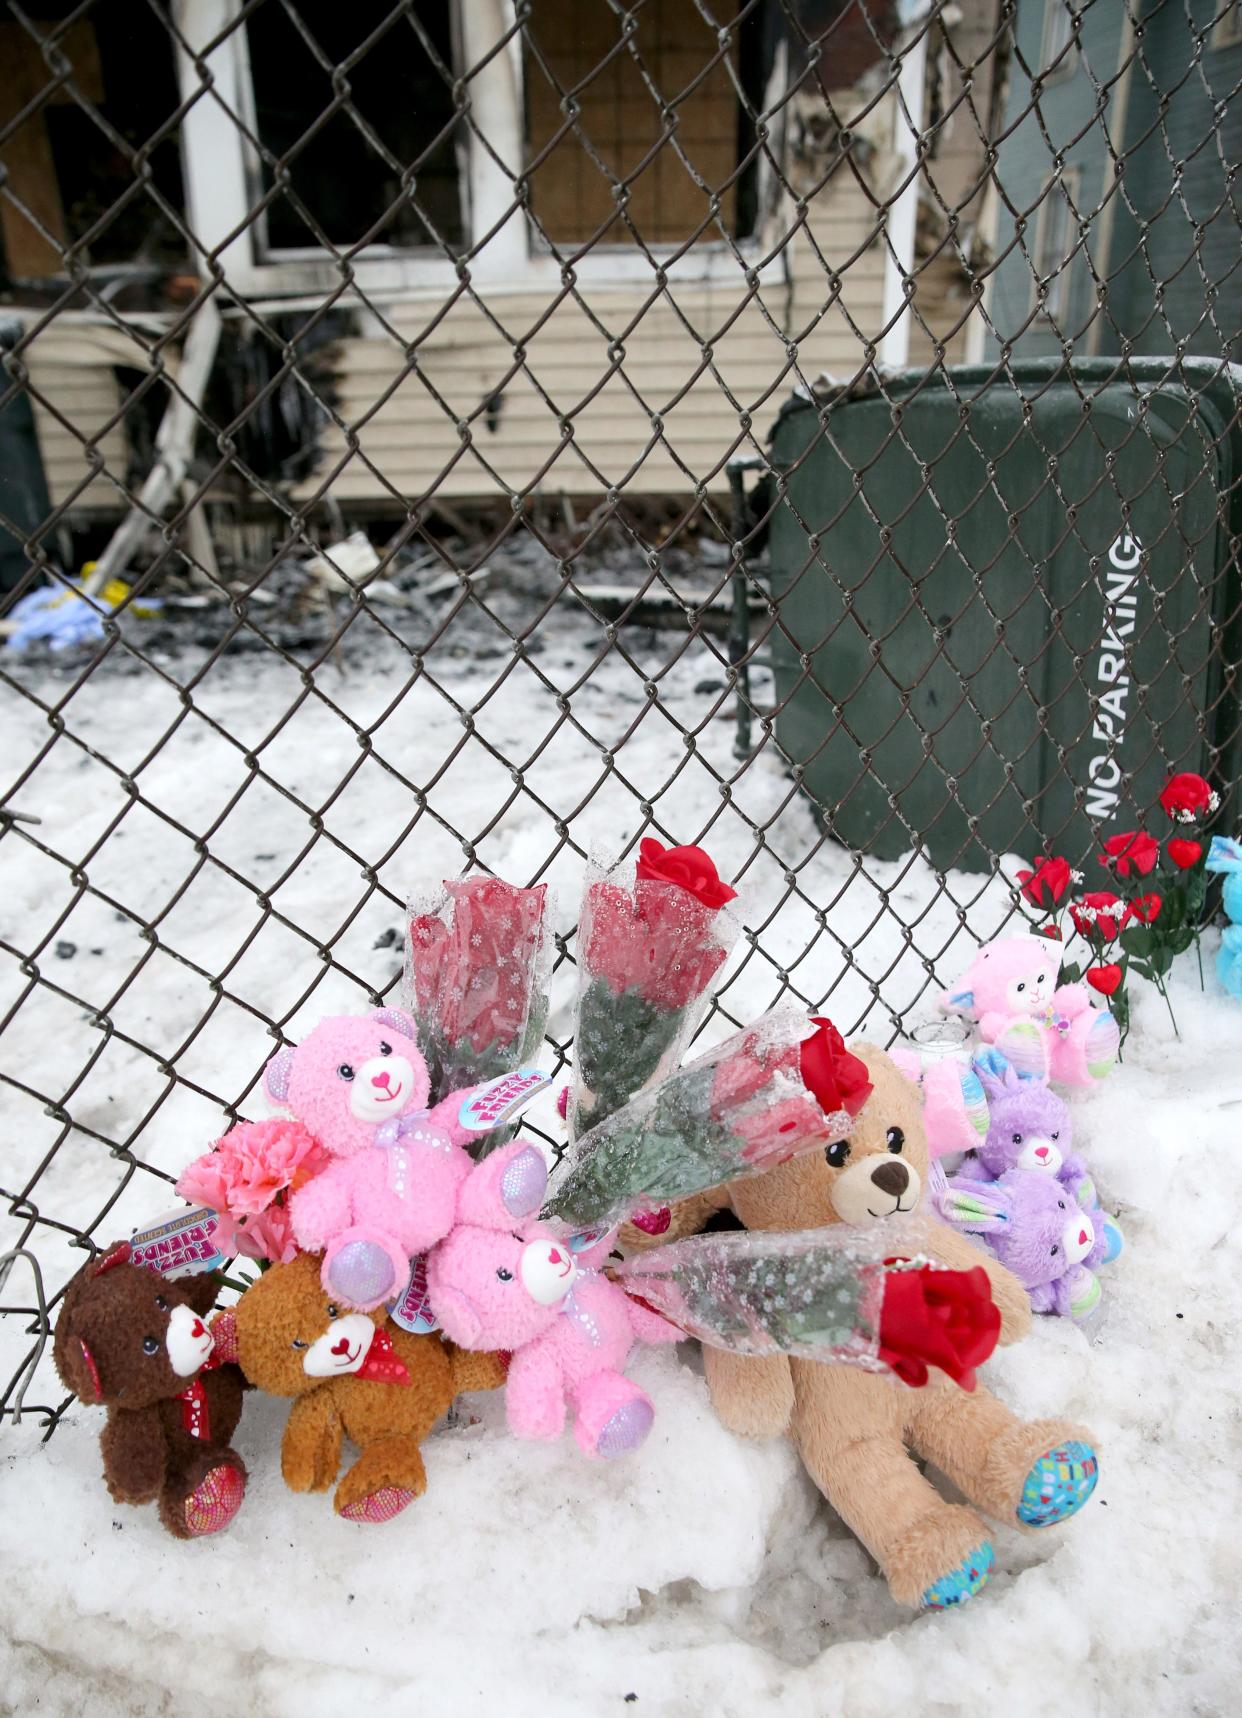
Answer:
[{"left": 52, "top": 856, "right": 1113, "bottom": 1620}]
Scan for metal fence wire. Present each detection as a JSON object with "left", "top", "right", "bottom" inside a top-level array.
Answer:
[{"left": 1, "top": 0, "right": 1240, "bottom": 1434}]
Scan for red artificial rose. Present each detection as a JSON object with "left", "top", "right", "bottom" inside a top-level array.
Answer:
[
  {"left": 409, "top": 878, "right": 547, "bottom": 1051},
  {"left": 1127, "top": 892, "right": 1162, "bottom": 924},
  {"left": 1016, "top": 856, "right": 1074, "bottom": 907},
  {"left": 878, "top": 1264, "right": 1001, "bottom": 1391},
  {"left": 800, "top": 1017, "right": 874, "bottom": 1119},
  {"left": 1086, "top": 963, "right": 1123, "bottom": 997},
  {"left": 1099, "top": 830, "right": 1159, "bottom": 878},
  {"left": 1168, "top": 837, "right": 1203, "bottom": 870},
  {"left": 1159, "top": 772, "right": 1214, "bottom": 819},
  {"left": 1036, "top": 924, "right": 1064, "bottom": 940},
  {"left": 635, "top": 838, "right": 737, "bottom": 911},
  {"left": 583, "top": 878, "right": 727, "bottom": 1010},
  {"left": 1070, "top": 890, "right": 1126, "bottom": 942}
]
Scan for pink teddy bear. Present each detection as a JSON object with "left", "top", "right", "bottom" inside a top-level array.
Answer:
[
  {"left": 267, "top": 1008, "right": 496, "bottom": 1310},
  {"left": 427, "top": 1141, "right": 683, "bottom": 1460},
  {"left": 940, "top": 935, "right": 1119, "bottom": 1088}
]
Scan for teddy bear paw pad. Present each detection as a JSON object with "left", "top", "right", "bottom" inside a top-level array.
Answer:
[
  {"left": 921, "top": 1541, "right": 995, "bottom": 1610},
  {"left": 184, "top": 1464, "right": 245, "bottom": 1537},
  {"left": 326, "top": 1241, "right": 397, "bottom": 1308},
  {"left": 1017, "top": 1441, "right": 1098, "bottom": 1527},
  {"left": 1100, "top": 1217, "right": 1124, "bottom": 1264},
  {"left": 595, "top": 1397, "right": 654, "bottom": 1460},
  {"left": 1085, "top": 1010, "right": 1120, "bottom": 1079},
  {"left": 339, "top": 1486, "right": 416, "bottom": 1525}
]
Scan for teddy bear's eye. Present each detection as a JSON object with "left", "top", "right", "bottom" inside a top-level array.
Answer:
[
  {"left": 1016, "top": 982, "right": 1026, "bottom": 993},
  {"left": 154, "top": 1294, "right": 168, "bottom": 1311},
  {"left": 496, "top": 1268, "right": 513, "bottom": 1282},
  {"left": 1012, "top": 1132, "right": 1023, "bottom": 1145},
  {"left": 337, "top": 1064, "right": 356, "bottom": 1082},
  {"left": 379, "top": 1041, "right": 392, "bottom": 1056},
  {"left": 1057, "top": 1200, "right": 1066, "bottom": 1209},
  {"left": 825, "top": 1140, "right": 850, "bottom": 1169},
  {"left": 291, "top": 1339, "right": 309, "bottom": 1351},
  {"left": 1050, "top": 1245, "right": 1059, "bottom": 1256},
  {"left": 142, "top": 1336, "right": 159, "bottom": 1355},
  {"left": 886, "top": 1127, "right": 904, "bottom": 1154},
  {"left": 326, "top": 1304, "right": 339, "bottom": 1320},
  {"left": 1052, "top": 1132, "right": 1060, "bottom": 1141}
]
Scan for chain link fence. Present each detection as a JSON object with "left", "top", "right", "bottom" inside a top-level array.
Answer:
[{"left": 2, "top": 0, "right": 1240, "bottom": 1434}]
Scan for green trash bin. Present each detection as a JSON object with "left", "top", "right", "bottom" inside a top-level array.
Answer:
[{"left": 759, "top": 358, "right": 1242, "bottom": 871}]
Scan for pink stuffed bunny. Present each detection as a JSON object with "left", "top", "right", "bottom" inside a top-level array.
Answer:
[
  {"left": 267, "top": 1008, "right": 485, "bottom": 1310},
  {"left": 427, "top": 1142, "right": 683, "bottom": 1459},
  {"left": 940, "top": 935, "right": 1119, "bottom": 1088}
]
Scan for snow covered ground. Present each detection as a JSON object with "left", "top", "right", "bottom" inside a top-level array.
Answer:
[{"left": 1, "top": 598, "right": 1240, "bottom": 1715}]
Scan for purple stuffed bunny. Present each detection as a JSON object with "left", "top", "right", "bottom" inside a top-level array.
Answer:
[
  {"left": 965, "top": 1057, "right": 1124, "bottom": 1266},
  {"left": 938, "top": 1167, "right": 1104, "bottom": 1319},
  {"left": 969, "top": 1062, "right": 1092, "bottom": 1199}
]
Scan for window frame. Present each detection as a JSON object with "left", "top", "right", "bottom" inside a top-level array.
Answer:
[
  {"left": 1039, "top": 0, "right": 1079, "bottom": 84},
  {"left": 172, "top": 0, "right": 782, "bottom": 300},
  {"left": 1212, "top": 2, "right": 1242, "bottom": 49},
  {"left": 1029, "top": 165, "right": 1081, "bottom": 324}
]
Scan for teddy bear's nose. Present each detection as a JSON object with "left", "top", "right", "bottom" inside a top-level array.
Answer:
[
  {"left": 190, "top": 1318, "right": 206, "bottom": 1340},
  {"left": 372, "top": 1071, "right": 392, "bottom": 1090},
  {"left": 870, "top": 1160, "right": 909, "bottom": 1197},
  {"left": 331, "top": 1337, "right": 352, "bottom": 1357},
  {"left": 1035, "top": 1146, "right": 1049, "bottom": 1159}
]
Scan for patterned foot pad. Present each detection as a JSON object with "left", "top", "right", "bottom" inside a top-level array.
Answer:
[
  {"left": 339, "top": 1485, "right": 416, "bottom": 1525},
  {"left": 1018, "top": 1441, "right": 1099, "bottom": 1527},
  {"left": 922, "top": 1541, "right": 995, "bottom": 1610},
  {"left": 1100, "top": 1217, "right": 1124, "bottom": 1265},
  {"left": 327, "top": 1242, "right": 397, "bottom": 1309},
  {"left": 1069, "top": 1267, "right": 1102, "bottom": 1320},
  {"left": 996, "top": 1021, "right": 1049, "bottom": 1082},
  {"left": 185, "top": 1464, "right": 245, "bottom": 1537},
  {"left": 596, "top": 1397, "right": 654, "bottom": 1460},
  {"left": 1086, "top": 1011, "right": 1121, "bottom": 1080}
]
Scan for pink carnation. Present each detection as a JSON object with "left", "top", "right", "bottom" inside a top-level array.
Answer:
[
  {"left": 177, "top": 1118, "right": 328, "bottom": 1222},
  {"left": 209, "top": 1204, "right": 301, "bottom": 1266}
]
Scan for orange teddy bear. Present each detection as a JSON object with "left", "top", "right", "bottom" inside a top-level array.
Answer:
[{"left": 211, "top": 1251, "right": 504, "bottom": 1523}]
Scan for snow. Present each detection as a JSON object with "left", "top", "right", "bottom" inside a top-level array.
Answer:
[{"left": 1, "top": 599, "right": 1240, "bottom": 1714}]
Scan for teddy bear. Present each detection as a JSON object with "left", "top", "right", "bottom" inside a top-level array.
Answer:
[
  {"left": 937, "top": 1167, "right": 1106, "bottom": 1319},
  {"left": 210, "top": 1249, "right": 505, "bottom": 1522},
  {"left": 652, "top": 1045, "right": 1099, "bottom": 1609},
  {"left": 427, "top": 1140, "right": 684, "bottom": 1459},
  {"left": 52, "top": 1241, "right": 247, "bottom": 1539},
  {"left": 265, "top": 1007, "right": 499, "bottom": 1310},
  {"left": 940, "top": 934, "right": 1120, "bottom": 1087}
]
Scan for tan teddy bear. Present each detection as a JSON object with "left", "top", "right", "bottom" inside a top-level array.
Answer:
[
  {"left": 642, "top": 1045, "right": 1100, "bottom": 1609},
  {"left": 211, "top": 1251, "right": 505, "bottom": 1523}
]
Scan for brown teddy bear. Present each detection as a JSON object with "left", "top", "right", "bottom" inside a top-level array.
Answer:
[
  {"left": 52, "top": 1241, "right": 247, "bottom": 1539},
  {"left": 211, "top": 1250, "right": 506, "bottom": 1523},
  {"left": 642, "top": 1045, "right": 1100, "bottom": 1609}
]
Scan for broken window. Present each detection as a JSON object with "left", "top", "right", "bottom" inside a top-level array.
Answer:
[
  {"left": 245, "top": 0, "right": 465, "bottom": 255},
  {"left": 0, "top": 3, "right": 187, "bottom": 281},
  {"left": 522, "top": 0, "right": 776, "bottom": 248}
]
